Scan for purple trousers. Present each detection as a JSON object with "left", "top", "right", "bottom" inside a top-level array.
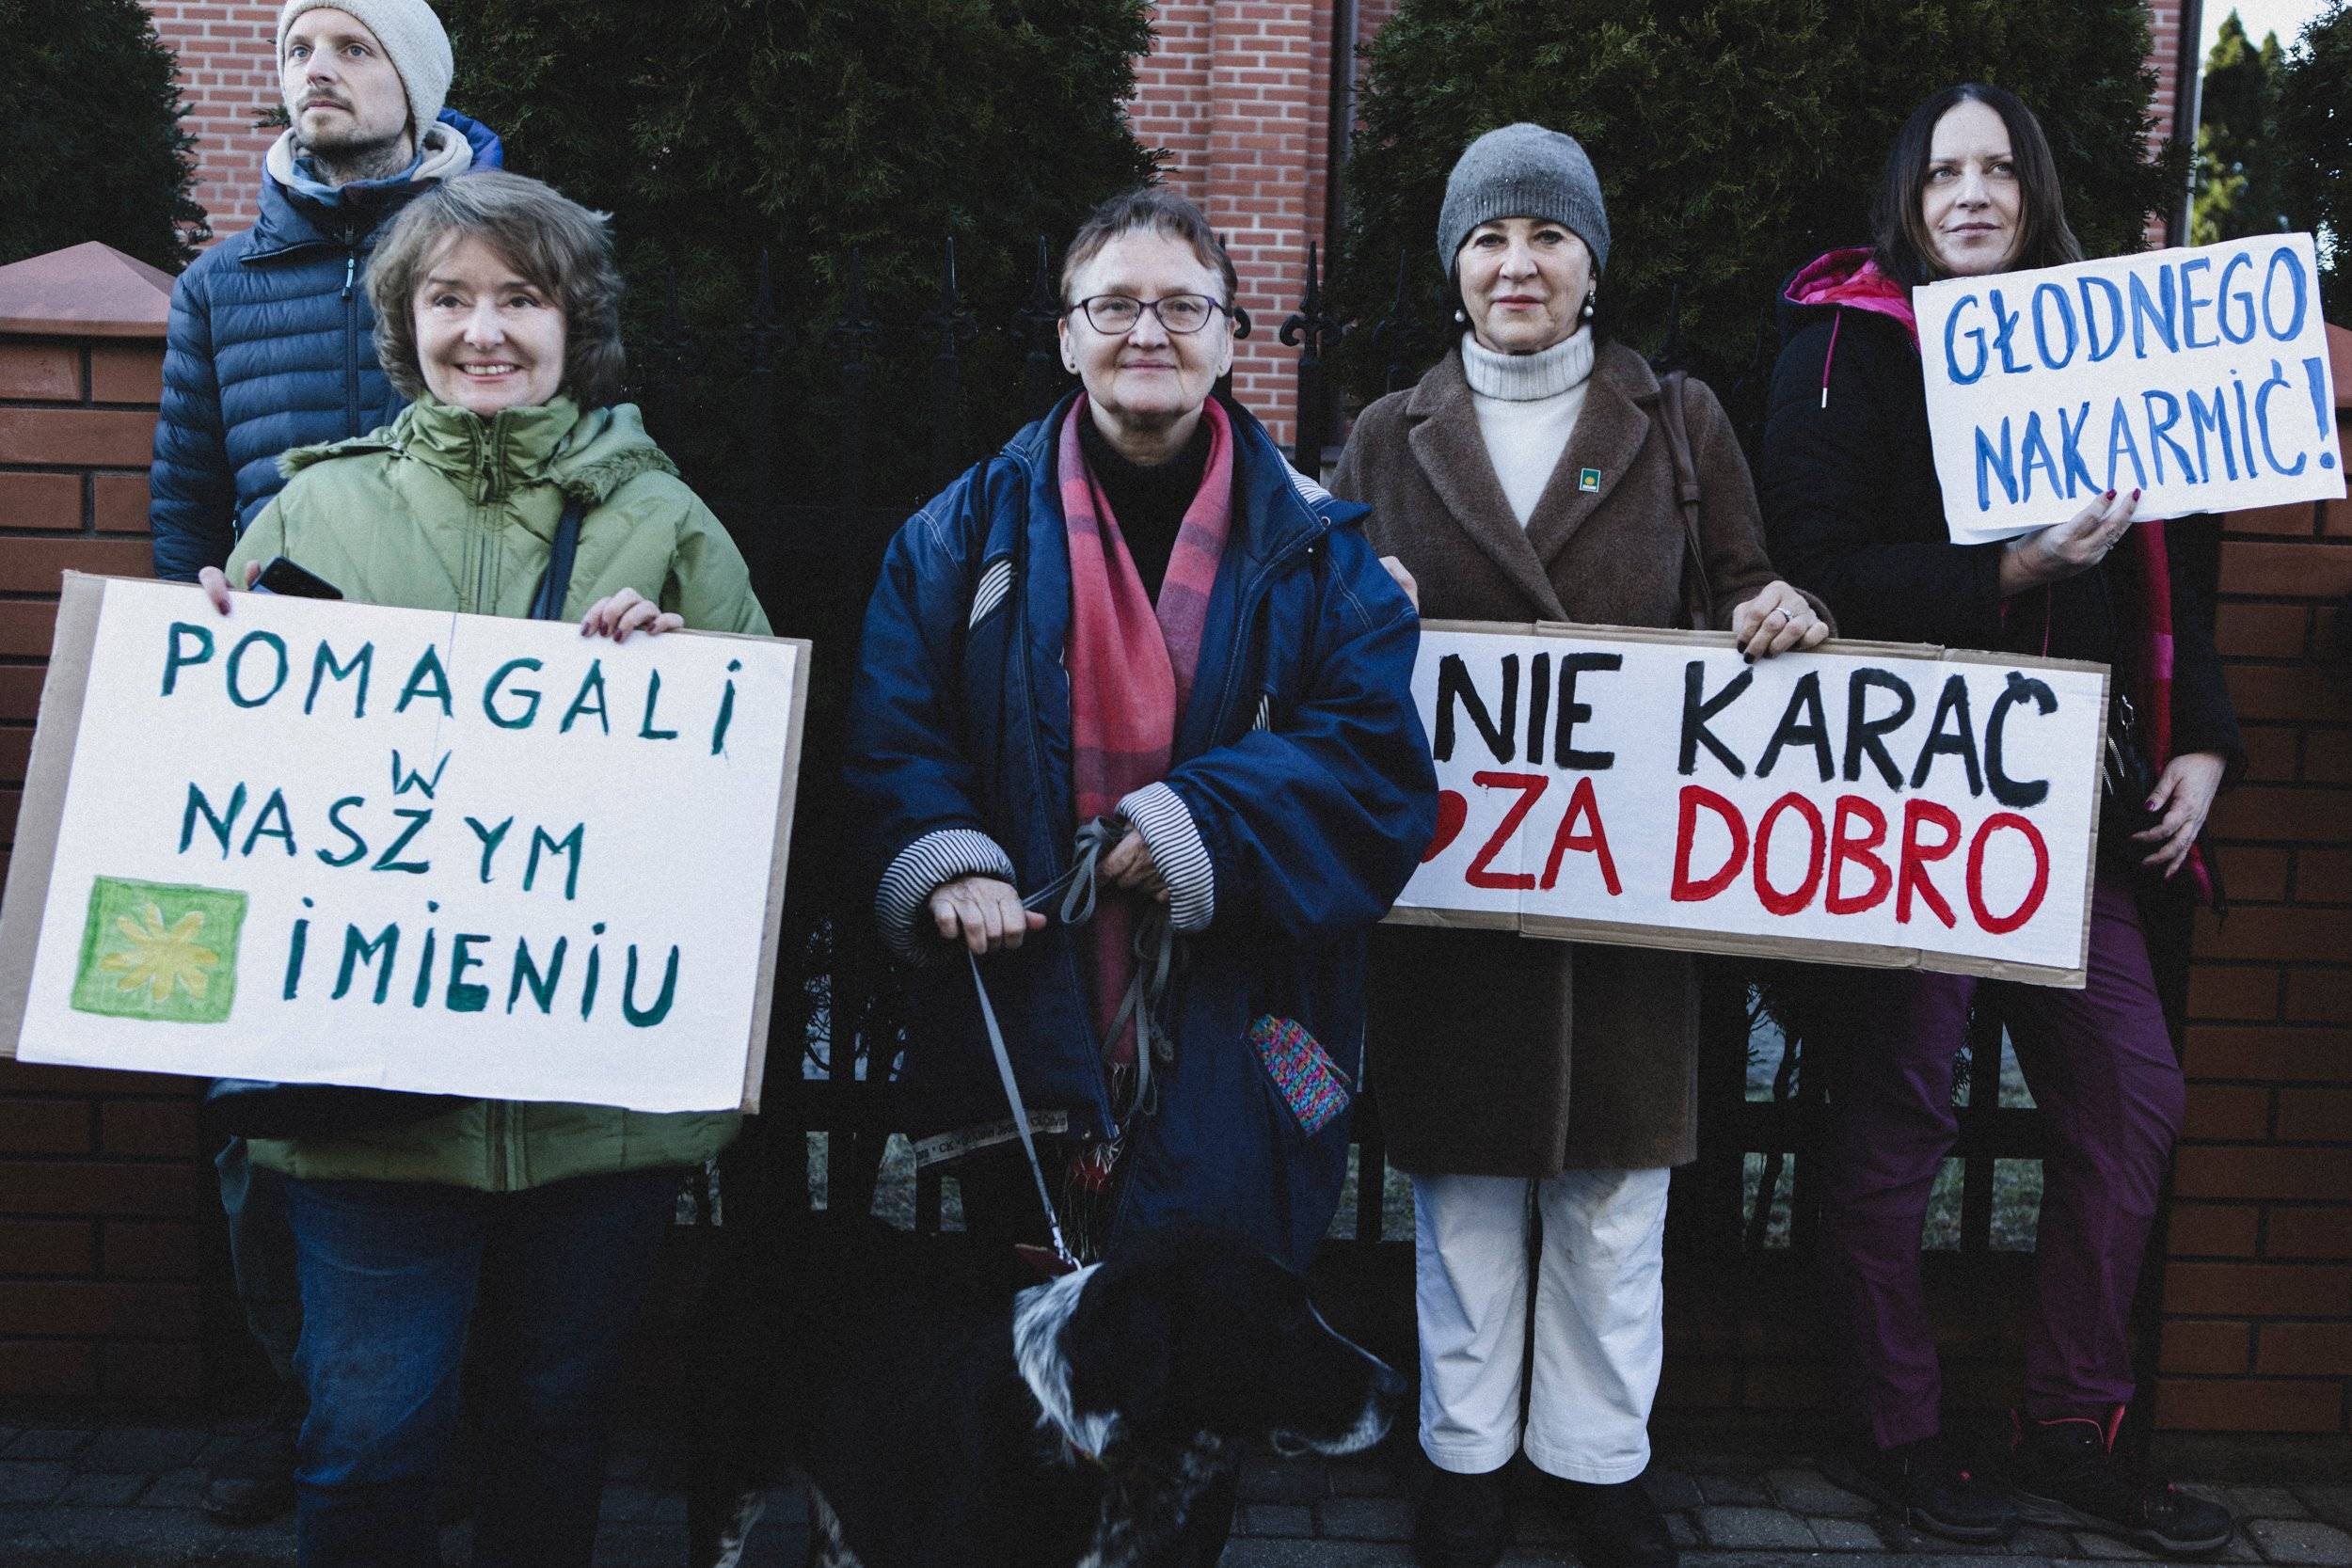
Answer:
[{"left": 1821, "top": 873, "right": 2185, "bottom": 1449}]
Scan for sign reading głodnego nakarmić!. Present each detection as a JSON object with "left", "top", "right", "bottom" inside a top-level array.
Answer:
[{"left": 1916, "top": 233, "right": 2344, "bottom": 545}]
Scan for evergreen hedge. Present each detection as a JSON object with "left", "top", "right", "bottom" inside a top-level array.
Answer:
[
  {"left": 2280, "top": 1, "right": 2352, "bottom": 322},
  {"left": 441, "top": 0, "right": 1157, "bottom": 517},
  {"left": 1333, "top": 0, "right": 2180, "bottom": 421},
  {"left": 0, "top": 0, "right": 207, "bottom": 272}
]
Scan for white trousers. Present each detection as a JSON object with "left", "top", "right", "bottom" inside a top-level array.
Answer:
[{"left": 1413, "top": 1166, "right": 1672, "bottom": 1483}]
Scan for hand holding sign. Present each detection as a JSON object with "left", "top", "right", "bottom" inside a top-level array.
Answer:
[
  {"left": 1995, "top": 485, "right": 2139, "bottom": 596},
  {"left": 1730, "top": 580, "right": 1832, "bottom": 661}
]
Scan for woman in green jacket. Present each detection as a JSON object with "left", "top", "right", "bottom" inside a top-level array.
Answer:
[{"left": 195, "top": 170, "right": 768, "bottom": 1568}]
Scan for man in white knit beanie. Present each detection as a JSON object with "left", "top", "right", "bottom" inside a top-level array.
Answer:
[{"left": 276, "top": 0, "right": 457, "bottom": 184}]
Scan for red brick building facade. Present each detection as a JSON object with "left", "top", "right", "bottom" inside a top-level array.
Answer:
[{"left": 0, "top": 1, "right": 2341, "bottom": 1434}]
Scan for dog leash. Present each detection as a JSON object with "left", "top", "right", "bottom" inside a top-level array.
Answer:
[{"left": 964, "top": 817, "right": 1176, "bottom": 1274}]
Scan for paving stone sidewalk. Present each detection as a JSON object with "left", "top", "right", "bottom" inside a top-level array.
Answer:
[{"left": 3, "top": 1418, "right": 2348, "bottom": 1567}]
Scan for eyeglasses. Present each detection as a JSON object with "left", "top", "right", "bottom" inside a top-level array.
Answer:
[{"left": 1068, "top": 293, "right": 1227, "bottom": 335}]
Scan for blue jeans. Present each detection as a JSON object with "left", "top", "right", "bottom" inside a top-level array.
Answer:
[
  {"left": 283, "top": 1168, "right": 679, "bottom": 1568},
  {"left": 217, "top": 1136, "right": 304, "bottom": 1385}
]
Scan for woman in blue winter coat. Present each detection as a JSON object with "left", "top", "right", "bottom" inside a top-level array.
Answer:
[{"left": 844, "top": 188, "right": 1437, "bottom": 1276}]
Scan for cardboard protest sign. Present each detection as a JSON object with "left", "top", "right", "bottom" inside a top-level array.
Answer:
[
  {"left": 0, "top": 576, "right": 808, "bottom": 1113},
  {"left": 1388, "top": 622, "right": 2107, "bottom": 987},
  {"left": 1915, "top": 233, "right": 2344, "bottom": 545}
]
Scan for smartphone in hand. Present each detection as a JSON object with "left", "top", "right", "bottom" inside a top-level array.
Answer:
[{"left": 251, "top": 557, "right": 342, "bottom": 600}]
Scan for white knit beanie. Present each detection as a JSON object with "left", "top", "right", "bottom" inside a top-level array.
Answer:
[{"left": 278, "top": 0, "right": 453, "bottom": 140}]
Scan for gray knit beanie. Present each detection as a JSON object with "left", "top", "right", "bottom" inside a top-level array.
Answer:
[
  {"left": 278, "top": 0, "right": 453, "bottom": 140},
  {"left": 1437, "top": 123, "right": 1611, "bottom": 278}
]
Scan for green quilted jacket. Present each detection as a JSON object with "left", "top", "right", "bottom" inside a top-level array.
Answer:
[{"left": 230, "top": 391, "right": 766, "bottom": 1189}]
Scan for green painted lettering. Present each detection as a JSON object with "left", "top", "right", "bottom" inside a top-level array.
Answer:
[
  {"left": 304, "top": 641, "right": 373, "bottom": 717},
  {"left": 506, "top": 936, "right": 567, "bottom": 1015},
  {"left": 524, "top": 824, "right": 584, "bottom": 901},
  {"left": 179, "top": 781, "right": 247, "bottom": 858},
  {"left": 621, "top": 942, "right": 679, "bottom": 1027},
  {"left": 561, "top": 660, "right": 609, "bottom": 734},
  {"left": 162, "top": 623, "right": 215, "bottom": 696},
  {"left": 396, "top": 646, "right": 453, "bottom": 716},
  {"left": 445, "top": 933, "right": 490, "bottom": 1013},
  {"left": 333, "top": 923, "right": 401, "bottom": 1004},
  {"left": 484, "top": 657, "right": 544, "bottom": 729}
]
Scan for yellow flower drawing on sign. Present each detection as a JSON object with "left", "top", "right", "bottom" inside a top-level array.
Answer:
[{"left": 98, "top": 903, "right": 221, "bottom": 1005}]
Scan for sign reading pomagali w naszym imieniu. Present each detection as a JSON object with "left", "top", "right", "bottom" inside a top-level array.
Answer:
[
  {"left": 1915, "top": 232, "right": 2344, "bottom": 545},
  {"left": 0, "top": 576, "right": 808, "bottom": 1113},
  {"left": 1389, "top": 622, "right": 2107, "bottom": 988}
]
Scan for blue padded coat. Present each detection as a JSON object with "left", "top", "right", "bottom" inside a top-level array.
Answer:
[
  {"left": 148, "top": 111, "right": 504, "bottom": 582},
  {"left": 845, "top": 394, "right": 1437, "bottom": 1268}
]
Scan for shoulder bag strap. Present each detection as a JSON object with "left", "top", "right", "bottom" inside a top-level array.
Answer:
[
  {"left": 528, "top": 498, "right": 587, "bottom": 622},
  {"left": 1653, "top": 369, "right": 1714, "bottom": 631}
]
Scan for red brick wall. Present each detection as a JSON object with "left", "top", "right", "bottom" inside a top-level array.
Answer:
[
  {"left": 2157, "top": 325, "right": 2352, "bottom": 1435},
  {"left": 150, "top": 2, "right": 281, "bottom": 242},
  {"left": 0, "top": 334, "right": 208, "bottom": 1403},
  {"left": 1133, "top": 1, "right": 1339, "bottom": 444}
]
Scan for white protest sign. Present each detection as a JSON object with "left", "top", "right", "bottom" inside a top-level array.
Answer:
[
  {"left": 0, "top": 576, "right": 808, "bottom": 1113},
  {"left": 1915, "top": 233, "right": 2344, "bottom": 545},
  {"left": 1388, "top": 622, "right": 2108, "bottom": 986}
]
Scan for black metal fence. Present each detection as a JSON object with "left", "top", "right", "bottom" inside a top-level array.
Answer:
[{"left": 626, "top": 234, "right": 2075, "bottom": 1272}]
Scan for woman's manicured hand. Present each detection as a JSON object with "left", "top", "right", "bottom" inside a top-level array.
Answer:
[
  {"left": 2136, "top": 750, "right": 2227, "bottom": 879},
  {"left": 1379, "top": 555, "right": 1420, "bottom": 610},
  {"left": 197, "top": 562, "right": 260, "bottom": 615},
  {"left": 1101, "top": 827, "right": 1169, "bottom": 904},
  {"left": 1999, "top": 486, "right": 2138, "bottom": 596},
  {"left": 930, "top": 874, "right": 1047, "bottom": 955},
  {"left": 580, "top": 587, "right": 683, "bottom": 641},
  {"left": 1731, "top": 580, "right": 1829, "bottom": 660}
]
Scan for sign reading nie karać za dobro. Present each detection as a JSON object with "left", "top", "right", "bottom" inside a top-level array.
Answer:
[
  {"left": 1915, "top": 233, "right": 2344, "bottom": 545},
  {"left": 0, "top": 577, "right": 806, "bottom": 1113},
  {"left": 1389, "top": 623, "right": 2107, "bottom": 986}
]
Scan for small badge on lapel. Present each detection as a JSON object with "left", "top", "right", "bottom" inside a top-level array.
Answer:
[{"left": 1578, "top": 467, "right": 1601, "bottom": 493}]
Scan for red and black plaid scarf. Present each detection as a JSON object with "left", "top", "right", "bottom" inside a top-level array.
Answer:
[{"left": 1057, "top": 394, "right": 1234, "bottom": 1065}]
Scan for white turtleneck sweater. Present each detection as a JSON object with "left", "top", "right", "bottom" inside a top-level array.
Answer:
[{"left": 1461, "top": 326, "right": 1596, "bottom": 528}]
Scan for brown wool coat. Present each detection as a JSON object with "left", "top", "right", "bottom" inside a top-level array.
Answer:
[{"left": 1330, "top": 341, "right": 1826, "bottom": 1176}]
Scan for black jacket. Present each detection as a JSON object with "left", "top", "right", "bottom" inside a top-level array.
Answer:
[{"left": 1760, "top": 272, "right": 2242, "bottom": 767}]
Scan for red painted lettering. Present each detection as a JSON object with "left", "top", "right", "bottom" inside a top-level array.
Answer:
[
  {"left": 1965, "top": 812, "right": 2050, "bottom": 934},
  {"left": 1897, "top": 799, "right": 1963, "bottom": 927},
  {"left": 1751, "top": 793, "right": 1826, "bottom": 916},
  {"left": 1464, "top": 770, "right": 1548, "bottom": 891},
  {"left": 1671, "top": 784, "right": 1748, "bottom": 902},
  {"left": 1826, "top": 795, "right": 1892, "bottom": 914},
  {"left": 1539, "top": 776, "right": 1622, "bottom": 895}
]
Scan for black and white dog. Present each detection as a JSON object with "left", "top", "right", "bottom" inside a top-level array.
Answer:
[{"left": 694, "top": 1225, "right": 1406, "bottom": 1568}]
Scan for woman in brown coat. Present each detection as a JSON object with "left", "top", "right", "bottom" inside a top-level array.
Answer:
[{"left": 1331, "top": 124, "right": 1827, "bottom": 1568}]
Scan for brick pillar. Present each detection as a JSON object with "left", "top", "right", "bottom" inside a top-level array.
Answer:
[
  {"left": 0, "top": 244, "right": 209, "bottom": 1403},
  {"left": 2158, "top": 323, "right": 2352, "bottom": 1435},
  {"left": 1133, "top": 2, "right": 1333, "bottom": 449}
]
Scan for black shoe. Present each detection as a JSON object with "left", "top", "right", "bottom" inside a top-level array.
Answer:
[
  {"left": 2008, "top": 1408, "right": 2235, "bottom": 1556},
  {"left": 1413, "top": 1465, "right": 1510, "bottom": 1568},
  {"left": 1547, "top": 1475, "right": 1678, "bottom": 1568},
  {"left": 201, "top": 1415, "right": 297, "bottom": 1526},
  {"left": 1827, "top": 1435, "right": 2019, "bottom": 1543}
]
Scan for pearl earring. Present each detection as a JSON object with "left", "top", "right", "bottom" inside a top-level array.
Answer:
[
  {"left": 1581, "top": 291, "right": 1597, "bottom": 322},
  {"left": 1454, "top": 307, "right": 1468, "bottom": 325}
]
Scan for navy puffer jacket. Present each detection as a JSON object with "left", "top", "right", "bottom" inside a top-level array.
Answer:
[{"left": 148, "top": 111, "right": 503, "bottom": 582}]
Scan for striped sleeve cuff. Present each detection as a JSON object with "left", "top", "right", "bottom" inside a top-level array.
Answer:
[
  {"left": 875, "top": 828, "right": 1018, "bottom": 963},
  {"left": 1119, "top": 783, "right": 1215, "bottom": 934}
]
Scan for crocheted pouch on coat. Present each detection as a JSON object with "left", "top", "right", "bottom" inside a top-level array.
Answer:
[{"left": 1249, "top": 1014, "right": 1350, "bottom": 1135}]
